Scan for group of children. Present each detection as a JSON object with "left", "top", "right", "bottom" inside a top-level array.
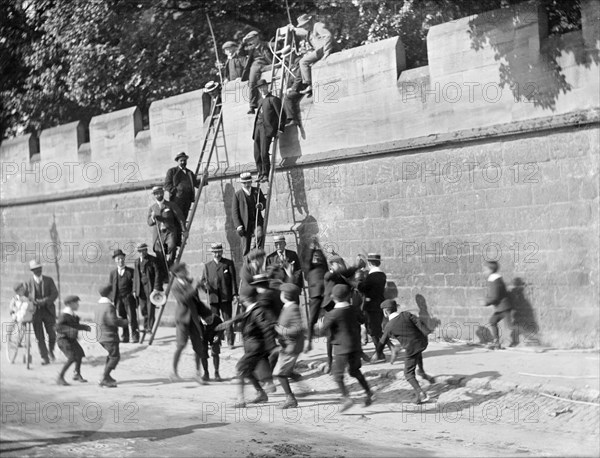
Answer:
[{"left": 8, "top": 255, "right": 514, "bottom": 410}]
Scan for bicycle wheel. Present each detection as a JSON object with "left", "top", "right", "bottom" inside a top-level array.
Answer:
[{"left": 5, "top": 322, "right": 23, "bottom": 364}]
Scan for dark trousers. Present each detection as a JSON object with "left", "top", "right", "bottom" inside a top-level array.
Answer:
[
  {"left": 489, "top": 309, "right": 516, "bottom": 344},
  {"left": 332, "top": 350, "right": 371, "bottom": 397},
  {"left": 240, "top": 226, "right": 263, "bottom": 256},
  {"left": 254, "top": 126, "right": 273, "bottom": 177},
  {"left": 154, "top": 230, "right": 178, "bottom": 267},
  {"left": 172, "top": 197, "right": 193, "bottom": 224},
  {"left": 248, "top": 62, "right": 270, "bottom": 108},
  {"left": 404, "top": 351, "right": 425, "bottom": 392},
  {"left": 307, "top": 295, "right": 323, "bottom": 342},
  {"left": 116, "top": 295, "right": 138, "bottom": 342},
  {"left": 32, "top": 309, "right": 56, "bottom": 360},
  {"left": 219, "top": 301, "right": 235, "bottom": 346},
  {"left": 57, "top": 339, "right": 84, "bottom": 378},
  {"left": 100, "top": 342, "right": 120, "bottom": 378},
  {"left": 138, "top": 294, "right": 155, "bottom": 332}
]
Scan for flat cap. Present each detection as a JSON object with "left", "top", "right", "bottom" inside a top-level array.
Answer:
[
  {"left": 328, "top": 255, "right": 344, "bottom": 265},
  {"left": 256, "top": 79, "right": 268, "bottom": 88},
  {"left": 151, "top": 185, "right": 164, "bottom": 194},
  {"left": 136, "top": 242, "right": 148, "bottom": 251},
  {"left": 64, "top": 295, "right": 80, "bottom": 304},
  {"left": 222, "top": 41, "right": 238, "bottom": 50},
  {"left": 331, "top": 284, "right": 350, "bottom": 302},
  {"left": 251, "top": 273, "right": 270, "bottom": 286},
  {"left": 380, "top": 299, "right": 397, "bottom": 310},
  {"left": 243, "top": 30, "right": 259, "bottom": 42}
]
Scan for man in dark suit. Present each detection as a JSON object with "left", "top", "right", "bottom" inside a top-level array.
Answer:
[
  {"left": 220, "top": 41, "right": 247, "bottom": 83},
  {"left": 27, "top": 260, "right": 59, "bottom": 365},
  {"left": 109, "top": 249, "right": 138, "bottom": 343},
  {"left": 164, "top": 152, "right": 200, "bottom": 222},
  {"left": 133, "top": 242, "right": 163, "bottom": 335},
  {"left": 201, "top": 242, "right": 239, "bottom": 347},
  {"left": 357, "top": 253, "right": 387, "bottom": 361},
  {"left": 376, "top": 299, "right": 435, "bottom": 404},
  {"left": 232, "top": 172, "right": 266, "bottom": 256},
  {"left": 148, "top": 186, "right": 186, "bottom": 273},
  {"left": 265, "top": 234, "right": 303, "bottom": 289},
  {"left": 303, "top": 237, "right": 327, "bottom": 351},
  {"left": 252, "top": 79, "right": 286, "bottom": 183}
]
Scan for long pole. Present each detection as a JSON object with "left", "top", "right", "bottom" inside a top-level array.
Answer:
[
  {"left": 206, "top": 13, "right": 223, "bottom": 85},
  {"left": 285, "top": 0, "right": 292, "bottom": 24}
]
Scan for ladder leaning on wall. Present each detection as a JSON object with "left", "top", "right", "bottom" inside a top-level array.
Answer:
[{"left": 143, "top": 91, "right": 226, "bottom": 345}]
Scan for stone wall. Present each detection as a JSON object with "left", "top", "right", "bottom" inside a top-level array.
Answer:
[{"left": 1, "top": 1, "right": 599, "bottom": 347}]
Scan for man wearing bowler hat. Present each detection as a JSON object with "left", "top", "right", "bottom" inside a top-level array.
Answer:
[
  {"left": 357, "top": 253, "right": 387, "bottom": 361},
  {"left": 253, "top": 79, "right": 286, "bottom": 183},
  {"left": 27, "top": 260, "right": 59, "bottom": 365},
  {"left": 164, "top": 152, "right": 201, "bottom": 222},
  {"left": 293, "top": 14, "right": 333, "bottom": 97},
  {"left": 266, "top": 234, "right": 303, "bottom": 289},
  {"left": 148, "top": 185, "right": 186, "bottom": 274},
  {"left": 232, "top": 172, "right": 266, "bottom": 256},
  {"left": 200, "top": 242, "right": 239, "bottom": 347},
  {"left": 109, "top": 249, "right": 138, "bottom": 343},
  {"left": 133, "top": 242, "right": 163, "bottom": 335}
]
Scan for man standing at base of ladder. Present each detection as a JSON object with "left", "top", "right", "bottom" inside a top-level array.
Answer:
[
  {"left": 232, "top": 172, "right": 266, "bottom": 257},
  {"left": 252, "top": 79, "right": 286, "bottom": 183}
]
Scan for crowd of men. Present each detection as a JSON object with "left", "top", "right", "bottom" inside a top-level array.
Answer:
[{"left": 7, "top": 14, "right": 517, "bottom": 409}]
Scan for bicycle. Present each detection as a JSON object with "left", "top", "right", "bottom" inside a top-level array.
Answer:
[{"left": 5, "top": 319, "right": 33, "bottom": 368}]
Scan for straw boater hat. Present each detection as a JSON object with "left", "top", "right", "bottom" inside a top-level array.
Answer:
[
  {"left": 297, "top": 14, "right": 313, "bottom": 27},
  {"left": 251, "top": 273, "right": 270, "bottom": 287},
  {"left": 204, "top": 81, "right": 219, "bottom": 93},
  {"left": 243, "top": 30, "right": 259, "bottom": 42},
  {"left": 152, "top": 185, "right": 164, "bottom": 194},
  {"left": 211, "top": 243, "right": 223, "bottom": 252},
  {"left": 29, "top": 260, "right": 42, "bottom": 270},
  {"left": 240, "top": 172, "right": 253, "bottom": 182},
  {"left": 136, "top": 243, "right": 148, "bottom": 252},
  {"left": 273, "top": 234, "right": 286, "bottom": 243},
  {"left": 367, "top": 253, "right": 381, "bottom": 262},
  {"left": 150, "top": 290, "right": 167, "bottom": 307}
]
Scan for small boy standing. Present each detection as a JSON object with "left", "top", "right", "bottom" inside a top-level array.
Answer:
[
  {"left": 320, "top": 284, "right": 372, "bottom": 411},
  {"left": 95, "top": 285, "right": 128, "bottom": 388},
  {"left": 273, "top": 283, "right": 305, "bottom": 409},
  {"left": 56, "top": 295, "right": 91, "bottom": 385},
  {"left": 199, "top": 312, "right": 224, "bottom": 382}
]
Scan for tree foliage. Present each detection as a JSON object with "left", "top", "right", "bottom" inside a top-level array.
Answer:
[{"left": 1, "top": 0, "right": 581, "bottom": 139}]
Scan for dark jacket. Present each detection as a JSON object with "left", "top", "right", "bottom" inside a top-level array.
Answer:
[
  {"left": 303, "top": 247, "right": 327, "bottom": 298},
  {"left": 380, "top": 311, "right": 430, "bottom": 357},
  {"left": 253, "top": 93, "right": 286, "bottom": 139},
  {"left": 28, "top": 275, "right": 59, "bottom": 317},
  {"left": 147, "top": 200, "right": 186, "bottom": 243},
  {"left": 95, "top": 299, "right": 128, "bottom": 344},
  {"left": 240, "top": 40, "right": 273, "bottom": 80},
  {"left": 357, "top": 270, "right": 387, "bottom": 312},
  {"left": 224, "top": 55, "right": 247, "bottom": 81},
  {"left": 202, "top": 315, "right": 224, "bottom": 344},
  {"left": 109, "top": 267, "right": 135, "bottom": 304},
  {"left": 164, "top": 166, "right": 199, "bottom": 205},
  {"left": 232, "top": 187, "right": 266, "bottom": 232},
  {"left": 320, "top": 304, "right": 363, "bottom": 355},
  {"left": 171, "top": 278, "right": 211, "bottom": 328},
  {"left": 485, "top": 274, "right": 512, "bottom": 312},
  {"left": 240, "top": 303, "right": 277, "bottom": 355},
  {"left": 133, "top": 255, "right": 163, "bottom": 297},
  {"left": 322, "top": 266, "right": 360, "bottom": 311},
  {"left": 56, "top": 312, "right": 88, "bottom": 341},
  {"left": 266, "top": 249, "right": 303, "bottom": 289},
  {"left": 203, "top": 257, "right": 238, "bottom": 304}
]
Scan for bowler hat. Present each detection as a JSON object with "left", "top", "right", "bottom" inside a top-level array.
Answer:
[
  {"left": 222, "top": 41, "right": 238, "bottom": 50},
  {"left": 240, "top": 172, "right": 253, "bottom": 182},
  {"left": 380, "top": 299, "right": 397, "bottom": 311},
  {"left": 136, "top": 242, "right": 148, "bottom": 252},
  {"left": 297, "top": 14, "right": 313, "bottom": 27},
  {"left": 256, "top": 79, "right": 268, "bottom": 88},
  {"left": 331, "top": 284, "right": 350, "bottom": 302},
  {"left": 367, "top": 253, "right": 381, "bottom": 262},
  {"left": 98, "top": 284, "right": 112, "bottom": 298},
  {"left": 152, "top": 185, "right": 164, "bottom": 194},
  {"left": 251, "top": 273, "right": 270, "bottom": 286},
  {"left": 211, "top": 243, "right": 223, "bottom": 251},
  {"left": 174, "top": 152, "right": 189, "bottom": 161},
  {"left": 112, "top": 249, "right": 126, "bottom": 259},
  {"left": 64, "top": 295, "right": 80, "bottom": 304},
  {"left": 29, "top": 260, "right": 42, "bottom": 270}
]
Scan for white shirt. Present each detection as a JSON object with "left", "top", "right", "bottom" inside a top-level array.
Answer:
[
  {"left": 118, "top": 267, "right": 125, "bottom": 276},
  {"left": 487, "top": 273, "right": 501, "bottom": 282},
  {"left": 388, "top": 311, "right": 400, "bottom": 321},
  {"left": 33, "top": 274, "right": 42, "bottom": 284},
  {"left": 62, "top": 306, "right": 75, "bottom": 316},
  {"left": 333, "top": 301, "right": 350, "bottom": 309}
]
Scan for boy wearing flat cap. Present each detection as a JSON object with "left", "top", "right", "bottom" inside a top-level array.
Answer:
[
  {"left": 56, "top": 296, "right": 91, "bottom": 386},
  {"left": 95, "top": 285, "right": 129, "bottom": 388},
  {"left": 273, "top": 283, "right": 305, "bottom": 408},
  {"left": 221, "top": 41, "right": 247, "bottom": 82},
  {"left": 376, "top": 299, "right": 435, "bottom": 404},
  {"left": 320, "top": 284, "right": 373, "bottom": 411}
]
